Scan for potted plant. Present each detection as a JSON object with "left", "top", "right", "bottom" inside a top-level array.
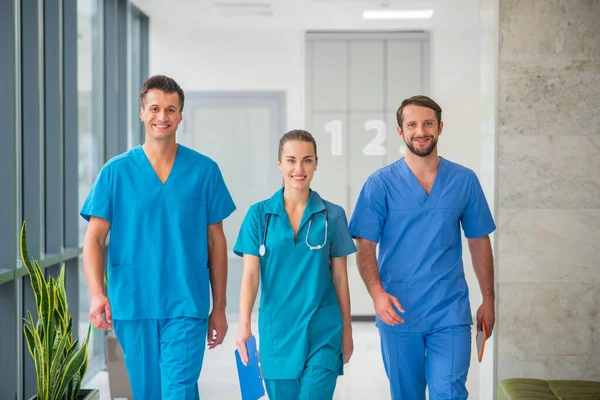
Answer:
[{"left": 20, "top": 222, "right": 100, "bottom": 400}]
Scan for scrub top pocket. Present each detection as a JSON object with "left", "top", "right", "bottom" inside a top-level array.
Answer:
[
  {"left": 381, "top": 281, "right": 424, "bottom": 331},
  {"left": 179, "top": 198, "right": 206, "bottom": 234},
  {"left": 107, "top": 264, "right": 137, "bottom": 316},
  {"left": 440, "top": 211, "right": 461, "bottom": 247}
]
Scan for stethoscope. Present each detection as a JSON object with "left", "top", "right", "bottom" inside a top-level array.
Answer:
[{"left": 258, "top": 209, "right": 328, "bottom": 257}]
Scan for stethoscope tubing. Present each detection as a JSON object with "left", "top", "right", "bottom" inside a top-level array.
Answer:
[{"left": 259, "top": 208, "right": 328, "bottom": 257}]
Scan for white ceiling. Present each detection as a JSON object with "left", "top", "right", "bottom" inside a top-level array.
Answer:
[{"left": 130, "top": 0, "right": 442, "bottom": 31}]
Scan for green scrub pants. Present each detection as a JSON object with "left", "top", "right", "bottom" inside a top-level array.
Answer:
[{"left": 264, "top": 364, "right": 338, "bottom": 400}]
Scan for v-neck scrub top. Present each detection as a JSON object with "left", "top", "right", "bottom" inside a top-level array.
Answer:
[
  {"left": 349, "top": 157, "right": 495, "bottom": 333},
  {"left": 80, "top": 144, "right": 236, "bottom": 320},
  {"left": 234, "top": 189, "right": 356, "bottom": 379}
]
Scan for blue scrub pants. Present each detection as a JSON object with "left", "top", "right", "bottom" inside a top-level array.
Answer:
[
  {"left": 264, "top": 365, "right": 338, "bottom": 400},
  {"left": 113, "top": 317, "right": 208, "bottom": 400},
  {"left": 379, "top": 325, "right": 471, "bottom": 400}
]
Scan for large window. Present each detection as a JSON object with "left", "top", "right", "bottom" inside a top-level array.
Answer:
[
  {"left": 77, "top": 0, "right": 105, "bottom": 376},
  {"left": 128, "top": 5, "right": 149, "bottom": 148},
  {"left": 0, "top": 0, "right": 17, "bottom": 280},
  {"left": 78, "top": 0, "right": 104, "bottom": 245},
  {"left": 0, "top": 0, "right": 149, "bottom": 397},
  {"left": 0, "top": 0, "right": 18, "bottom": 396}
]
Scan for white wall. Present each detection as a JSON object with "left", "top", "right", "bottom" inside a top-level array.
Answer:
[
  {"left": 149, "top": 24, "right": 306, "bottom": 129},
  {"left": 145, "top": 2, "right": 484, "bottom": 175}
]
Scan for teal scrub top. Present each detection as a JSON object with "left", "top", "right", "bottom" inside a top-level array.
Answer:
[
  {"left": 349, "top": 157, "right": 496, "bottom": 333},
  {"left": 234, "top": 188, "right": 356, "bottom": 379},
  {"left": 80, "top": 144, "right": 236, "bottom": 320}
]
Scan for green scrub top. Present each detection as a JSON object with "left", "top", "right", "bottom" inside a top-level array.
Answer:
[{"left": 234, "top": 188, "right": 356, "bottom": 379}]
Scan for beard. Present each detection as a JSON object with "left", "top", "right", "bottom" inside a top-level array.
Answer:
[{"left": 404, "top": 136, "right": 438, "bottom": 157}]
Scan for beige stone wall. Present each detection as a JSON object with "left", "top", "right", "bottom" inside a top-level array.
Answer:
[{"left": 498, "top": 0, "right": 600, "bottom": 381}]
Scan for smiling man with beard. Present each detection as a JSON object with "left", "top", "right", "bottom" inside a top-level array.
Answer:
[{"left": 349, "top": 96, "right": 496, "bottom": 400}]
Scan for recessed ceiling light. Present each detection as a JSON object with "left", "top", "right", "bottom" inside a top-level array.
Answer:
[{"left": 362, "top": 9, "right": 435, "bottom": 20}]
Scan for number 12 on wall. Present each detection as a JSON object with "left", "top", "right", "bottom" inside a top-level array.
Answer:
[{"left": 324, "top": 119, "right": 406, "bottom": 157}]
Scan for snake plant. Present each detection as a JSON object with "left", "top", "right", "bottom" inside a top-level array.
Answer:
[{"left": 20, "top": 222, "right": 92, "bottom": 400}]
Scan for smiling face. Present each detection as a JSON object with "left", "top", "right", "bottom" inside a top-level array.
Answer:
[
  {"left": 397, "top": 104, "right": 443, "bottom": 158},
  {"left": 140, "top": 89, "right": 183, "bottom": 143},
  {"left": 277, "top": 140, "right": 318, "bottom": 191}
]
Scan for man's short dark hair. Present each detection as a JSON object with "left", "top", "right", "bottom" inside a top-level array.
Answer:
[
  {"left": 396, "top": 95, "right": 442, "bottom": 129},
  {"left": 140, "top": 75, "right": 185, "bottom": 111}
]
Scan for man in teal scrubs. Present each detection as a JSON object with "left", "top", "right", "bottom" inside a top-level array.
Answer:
[
  {"left": 350, "top": 95, "right": 496, "bottom": 400},
  {"left": 80, "top": 75, "right": 236, "bottom": 400}
]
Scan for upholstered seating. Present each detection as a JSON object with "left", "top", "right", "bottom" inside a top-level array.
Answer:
[{"left": 498, "top": 378, "right": 600, "bottom": 400}]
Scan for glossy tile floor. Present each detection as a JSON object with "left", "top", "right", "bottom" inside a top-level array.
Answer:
[{"left": 85, "top": 320, "right": 481, "bottom": 399}]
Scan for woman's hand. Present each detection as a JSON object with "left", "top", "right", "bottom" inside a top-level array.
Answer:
[
  {"left": 236, "top": 325, "right": 253, "bottom": 366},
  {"left": 342, "top": 327, "right": 354, "bottom": 364}
]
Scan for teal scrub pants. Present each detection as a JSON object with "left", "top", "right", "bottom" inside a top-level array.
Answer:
[
  {"left": 379, "top": 325, "right": 471, "bottom": 400},
  {"left": 113, "top": 317, "right": 208, "bottom": 400},
  {"left": 264, "top": 365, "right": 338, "bottom": 400}
]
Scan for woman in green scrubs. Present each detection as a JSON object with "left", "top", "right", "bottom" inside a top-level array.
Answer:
[{"left": 234, "top": 130, "right": 356, "bottom": 400}]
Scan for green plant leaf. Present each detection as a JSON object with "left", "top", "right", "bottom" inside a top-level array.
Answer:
[
  {"left": 23, "top": 323, "right": 36, "bottom": 361},
  {"left": 44, "top": 279, "right": 57, "bottom": 398},
  {"left": 48, "top": 332, "right": 69, "bottom": 399},
  {"left": 57, "top": 264, "right": 69, "bottom": 314},
  {"left": 31, "top": 320, "right": 46, "bottom": 399},
  {"left": 79, "top": 324, "right": 92, "bottom": 380},
  {"left": 20, "top": 224, "right": 45, "bottom": 315},
  {"left": 69, "top": 373, "right": 81, "bottom": 400},
  {"left": 55, "top": 338, "right": 89, "bottom": 399}
]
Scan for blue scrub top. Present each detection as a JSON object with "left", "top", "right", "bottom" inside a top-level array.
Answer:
[
  {"left": 349, "top": 157, "right": 495, "bottom": 333},
  {"left": 80, "top": 144, "right": 236, "bottom": 320},
  {"left": 234, "top": 188, "right": 356, "bottom": 379}
]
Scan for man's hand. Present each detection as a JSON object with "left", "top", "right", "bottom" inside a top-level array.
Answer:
[
  {"left": 207, "top": 308, "right": 228, "bottom": 349},
  {"left": 476, "top": 297, "right": 495, "bottom": 337},
  {"left": 355, "top": 239, "right": 402, "bottom": 326},
  {"left": 373, "top": 290, "right": 405, "bottom": 326},
  {"left": 468, "top": 235, "right": 495, "bottom": 338},
  {"left": 89, "top": 294, "right": 112, "bottom": 330}
]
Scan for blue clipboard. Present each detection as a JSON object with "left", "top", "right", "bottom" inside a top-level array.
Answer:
[{"left": 234, "top": 336, "right": 265, "bottom": 400}]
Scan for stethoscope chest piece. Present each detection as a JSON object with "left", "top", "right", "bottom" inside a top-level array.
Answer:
[{"left": 259, "top": 244, "right": 266, "bottom": 257}]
